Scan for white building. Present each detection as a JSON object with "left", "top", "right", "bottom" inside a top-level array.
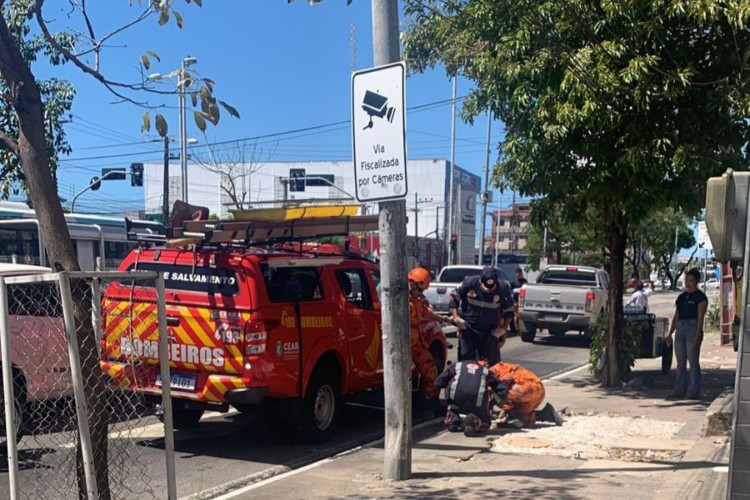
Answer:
[{"left": 143, "top": 159, "right": 480, "bottom": 266}]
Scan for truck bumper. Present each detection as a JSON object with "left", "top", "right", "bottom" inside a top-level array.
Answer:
[
  {"left": 225, "top": 387, "right": 269, "bottom": 405},
  {"left": 100, "top": 360, "right": 263, "bottom": 405},
  {"left": 519, "top": 311, "right": 592, "bottom": 331}
]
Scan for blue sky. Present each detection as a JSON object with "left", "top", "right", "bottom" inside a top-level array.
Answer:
[{"left": 27, "top": 1, "right": 517, "bottom": 218}]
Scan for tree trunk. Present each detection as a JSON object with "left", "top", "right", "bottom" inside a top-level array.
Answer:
[
  {"left": 0, "top": 16, "right": 111, "bottom": 499},
  {"left": 602, "top": 215, "right": 628, "bottom": 386}
]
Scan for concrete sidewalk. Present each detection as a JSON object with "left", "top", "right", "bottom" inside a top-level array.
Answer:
[{"left": 222, "top": 332, "right": 736, "bottom": 500}]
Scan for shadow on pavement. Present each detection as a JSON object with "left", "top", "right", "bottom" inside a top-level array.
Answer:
[
  {"left": 0, "top": 447, "right": 58, "bottom": 472},
  {"left": 553, "top": 366, "right": 734, "bottom": 403},
  {"left": 532, "top": 335, "right": 592, "bottom": 349}
]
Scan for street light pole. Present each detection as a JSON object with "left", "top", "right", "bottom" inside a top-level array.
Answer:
[
  {"left": 179, "top": 56, "right": 197, "bottom": 203},
  {"left": 71, "top": 170, "right": 125, "bottom": 212}
]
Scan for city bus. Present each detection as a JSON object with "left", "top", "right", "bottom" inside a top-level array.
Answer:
[{"left": 0, "top": 202, "right": 133, "bottom": 270}]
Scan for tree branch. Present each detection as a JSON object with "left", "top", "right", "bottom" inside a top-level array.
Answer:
[
  {"left": 0, "top": 130, "right": 19, "bottom": 155},
  {"left": 32, "top": 1, "right": 170, "bottom": 105}
]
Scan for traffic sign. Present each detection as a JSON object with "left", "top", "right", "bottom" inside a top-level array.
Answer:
[
  {"left": 351, "top": 62, "right": 407, "bottom": 202},
  {"left": 698, "top": 221, "right": 713, "bottom": 251}
]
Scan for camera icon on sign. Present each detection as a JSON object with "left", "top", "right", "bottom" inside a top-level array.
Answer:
[{"left": 362, "top": 90, "right": 396, "bottom": 130}]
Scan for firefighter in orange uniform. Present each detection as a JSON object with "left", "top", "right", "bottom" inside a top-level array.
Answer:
[
  {"left": 489, "top": 361, "right": 563, "bottom": 426},
  {"left": 409, "top": 267, "right": 450, "bottom": 415}
]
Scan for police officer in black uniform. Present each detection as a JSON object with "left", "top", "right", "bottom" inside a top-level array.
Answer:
[
  {"left": 449, "top": 267, "right": 514, "bottom": 365},
  {"left": 435, "top": 360, "right": 508, "bottom": 436}
]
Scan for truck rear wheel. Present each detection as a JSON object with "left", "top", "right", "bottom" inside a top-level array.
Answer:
[
  {"left": 520, "top": 324, "right": 536, "bottom": 343},
  {"left": 299, "top": 368, "right": 340, "bottom": 443},
  {"left": 161, "top": 404, "right": 204, "bottom": 429}
]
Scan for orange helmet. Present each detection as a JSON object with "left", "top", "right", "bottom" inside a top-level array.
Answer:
[{"left": 408, "top": 267, "right": 431, "bottom": 290}]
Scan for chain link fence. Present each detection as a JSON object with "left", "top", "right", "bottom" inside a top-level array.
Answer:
[{"left": 1, "top": 271, "right": 175, "bottom": 500}]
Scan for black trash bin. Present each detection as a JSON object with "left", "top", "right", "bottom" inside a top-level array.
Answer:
[{"left": 624, "top": 308, "right": 671, "bottom": 375}]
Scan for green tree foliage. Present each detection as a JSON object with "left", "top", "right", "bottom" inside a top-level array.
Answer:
[
  {"left": 0, "top": 2, "right": 74, "bottom": 198},
  {"left": 0, "top": 2, "right": 236, "bottom": 497},
  {"left": 628, "top": 208, "right": 695, "bottom": 287},
  {"left": 403, "top": 0, "right": 750, "bottom": 385},
  {"left": 524, "top": 199, "right": 607, "bottom": 269}
]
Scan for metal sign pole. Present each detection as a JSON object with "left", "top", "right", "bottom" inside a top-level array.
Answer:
[
  {"left": 58, "top": 272, "right": 99, "bottom": 500},
  {"left": 155, "top": 274, "right": 177, "bottom": 500},
  {"left": 371, "top": 0, "right": 411, "bottom": 481},
  {"left": 0, "top": 278, "right": 19, "bottom": 500}
]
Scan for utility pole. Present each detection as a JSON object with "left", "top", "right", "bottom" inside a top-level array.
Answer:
[
  {"left": 372, "top": 0, "right": 411, "bottom": 482},
  {"left": 162, "top": 137, "right": 170, "bottom": 223},
  {"left": 413, "top": 193, "right": 419, "bottom": 259},
  {"left": 436, "top": 205, "right": 442, "bottom": 271},
  {"left": 456, "top": 184, "right": 462, "bottom": 264},
  {"left": 673, "top": 225, "right": 679, "bottom": 278},
  {"left": 510, "top": 192, "right": 517, "bottom": 255},
  {"left": 479, "top": 109, "right": 492, "bottom": 266},
  {"left": 446, "top": 77, "right": 458, "bottom": 267},
  {"left": 409, "top": 193, "right": 433, "bottom": 260},
  {"left": 494, "top": 188, "right": 503, "bottom": 267}
]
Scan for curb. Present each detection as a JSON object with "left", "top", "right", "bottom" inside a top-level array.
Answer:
[{"left": 702, "top": 389, "right": 734, "bottom": 437}]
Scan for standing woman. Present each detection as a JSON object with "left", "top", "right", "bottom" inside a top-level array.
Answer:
[{"left": 667, "top": 269, "right": 708, "bottom": 399}]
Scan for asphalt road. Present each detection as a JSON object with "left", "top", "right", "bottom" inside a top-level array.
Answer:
[{"left": 2, "top": 291, "right": 688, "bottom": 499}]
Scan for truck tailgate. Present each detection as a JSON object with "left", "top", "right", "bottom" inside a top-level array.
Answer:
[
  {"left": 522, "top": 286, "right": 589, "bottom": 316},
  {"left": 425, "top": 284, "right": 456, "bottom": 313}
]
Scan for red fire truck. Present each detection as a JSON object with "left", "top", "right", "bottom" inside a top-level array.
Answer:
[{"left": 100, "top": 208, "right": 447, "bottom": 442}]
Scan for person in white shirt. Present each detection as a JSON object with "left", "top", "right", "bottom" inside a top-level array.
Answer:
[{"left": 627, "top": 281, "right": 653, "bottom": 312}]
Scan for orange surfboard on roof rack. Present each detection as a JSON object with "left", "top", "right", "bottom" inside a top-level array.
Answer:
[{"left": 229, "top": 204, "right": 360, "bottom": 222}]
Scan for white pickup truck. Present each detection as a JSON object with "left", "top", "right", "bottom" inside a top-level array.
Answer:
[
  {"left": 518, "top": 265, "right": 609, "bottom": 342},
  {"left": 423, "top": 265, "right": 511, "bottom": 315}
]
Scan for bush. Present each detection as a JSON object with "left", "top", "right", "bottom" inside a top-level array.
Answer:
[
  {"left": 589, "top": 311, "right": 644, "bottom": 382},
  {"left": 706, "top": 298, "right": 720, "bottom": 330}
]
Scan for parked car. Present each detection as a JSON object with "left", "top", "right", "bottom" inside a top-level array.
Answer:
[
  {"left": 0, "top": 264, "right": 68, "bottom": 444},
  {"left": 422, "top": 265, "right": 511, "bottom": 316},
  {"left": 518, "top": 265, "right": 610, "bottom": 342},
  {"left": 705, "top": 278, "right": 719, "bottom": 290}
]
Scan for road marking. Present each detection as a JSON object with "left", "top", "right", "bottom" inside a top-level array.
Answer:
[
  {"left": 543, "top": 363, "right": 589, "bottom": 382},
  {"left": 204, "top": 418, "right": 443, "bottom": 500}
]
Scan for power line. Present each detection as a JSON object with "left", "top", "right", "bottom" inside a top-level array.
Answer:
[{"left": 59, "top": 95, "right": 470, "bottom": 163}]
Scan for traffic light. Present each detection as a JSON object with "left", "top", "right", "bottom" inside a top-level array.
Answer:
[
  {"left": 705, "top": 168, "right": 750, "bottom": 262},
  {"left": 130, "top": 162, "right": 144, "bottom": 187},
  {"left": 450, "top": 234, "right": 458, "bottom": 251}
]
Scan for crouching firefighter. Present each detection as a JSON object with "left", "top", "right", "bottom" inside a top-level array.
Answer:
[
  {"left": 489, "top": 362, "right": 563, "bottom": 426},
  {"left": 409, "top": 267, "right": 451, "bottom": 416},
  {"left": 435, "top": 360, "right": 509, "bottom": 436}
]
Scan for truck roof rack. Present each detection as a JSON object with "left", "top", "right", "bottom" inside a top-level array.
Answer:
[{"left": 126, "top": 211, "right": 379, "bottom": 249}]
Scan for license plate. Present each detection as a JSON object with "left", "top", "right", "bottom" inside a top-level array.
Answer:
[
  {"left": 155, "top": 373, "right": 196, "bottom": 391},
  {"left": 542, "top": 313, "right": 563, "bottom": 320}
]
